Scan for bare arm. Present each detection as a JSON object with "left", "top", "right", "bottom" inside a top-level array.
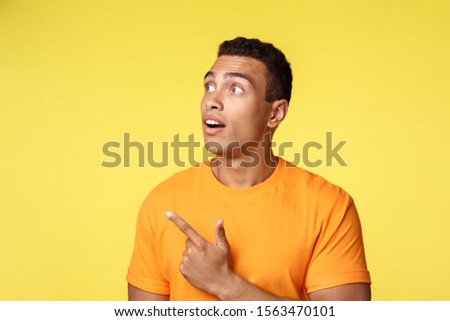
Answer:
[
  {"left": 128, "top": 283, "right": 169, "bottom": 301},
  {"left": 308, "top": 283, "right": 371, "bottom": 301},
  {"left": 166, "top": 211, "right": 371, "bottom": 301},
  {"left": 210, "top": 272, "right": 293, "bottom": 301},
  {"left": 214, "top": 273, "right": 370, "bottom": 301}
]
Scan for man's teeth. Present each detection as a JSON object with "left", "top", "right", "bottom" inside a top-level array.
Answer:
[{"left": 206, "top": 120, "right": 222, "bottom": 126}]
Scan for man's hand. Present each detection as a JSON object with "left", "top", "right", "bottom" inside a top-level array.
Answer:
[{"left": 166, "top": 211, "right": 233, "bottom": 297}]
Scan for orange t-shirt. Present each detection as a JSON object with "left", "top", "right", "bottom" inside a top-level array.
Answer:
[{"left": 126, "top": 158, "right": 371, "bottom": 300}]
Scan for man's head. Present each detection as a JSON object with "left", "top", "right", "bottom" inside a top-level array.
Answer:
[
  {"left": 218, "top": 37, "right": 292, "bottom": 103},
  {"left": 201, "top": 37, "right": 292, "bottom": 159}
]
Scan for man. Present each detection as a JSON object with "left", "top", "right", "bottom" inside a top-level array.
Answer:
[{"left": 127, "top": 37, "right": 371, "bottom": 300}]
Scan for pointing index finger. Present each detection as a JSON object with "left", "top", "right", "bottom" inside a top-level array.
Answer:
[{"left": 166, "top": 211, "right": 205, "bottom": 247}]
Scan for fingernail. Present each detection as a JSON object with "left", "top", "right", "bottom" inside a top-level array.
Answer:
[{"left": 166, "top": 211, "right": 173, "bottom": 218}]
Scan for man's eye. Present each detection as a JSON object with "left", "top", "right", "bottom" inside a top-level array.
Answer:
[
  {"left": 205, "top": 84, "right": 215, "bottom": 92},
  {"left": 232, "top": 86, "right": 243, "bottom": 94}
]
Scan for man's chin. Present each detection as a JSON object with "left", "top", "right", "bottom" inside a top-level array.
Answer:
[
  {"left": 203, "top": 143, "right": 223, "bottom": 156},
  {"left": 203, "top": 138, "right": 225, "bottom": 156}
]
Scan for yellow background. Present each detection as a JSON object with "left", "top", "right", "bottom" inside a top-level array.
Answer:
[{"left": 1, "top": 0, "right": 449, "bottom": 300}]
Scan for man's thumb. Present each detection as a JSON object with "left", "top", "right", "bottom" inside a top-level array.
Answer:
[{"left": 215, "top": 219, "right": 230, "bottom": 251}]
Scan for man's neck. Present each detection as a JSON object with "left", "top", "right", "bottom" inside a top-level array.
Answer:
[{"left": 210, "top": 149, "right": 278, "bottom": 189}]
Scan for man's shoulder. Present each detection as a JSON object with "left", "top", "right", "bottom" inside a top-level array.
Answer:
[
  {"left": 138, "top": 165, "right": 203, "bottom": 213},
  {"left": 281, "top": 159, "right": 351, "bottom": 201},
  {"left": 147, "top": 164, "right": 203, "bottom": 197}
]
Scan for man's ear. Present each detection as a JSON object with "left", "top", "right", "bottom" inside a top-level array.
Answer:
[{"left": 267, "top": 99, "right": 288, "bottom": 129}]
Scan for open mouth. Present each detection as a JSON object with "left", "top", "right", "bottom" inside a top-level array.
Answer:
[{"left": 205, "top": 119, "right": 225, "bottom": 129}]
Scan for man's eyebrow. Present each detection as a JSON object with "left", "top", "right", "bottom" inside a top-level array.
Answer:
[
  {"left": 204, "top": 71, "right": 215, "bottom": 80},
  {"left": 224, "top": 72, "right": 254, "bottom": 87},
  {"left": 203, "top": 71, "right": 255, "bottom": 87}
]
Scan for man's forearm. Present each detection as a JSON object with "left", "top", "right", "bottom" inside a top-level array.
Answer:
[
  {"left": 212, "top": 272, "right": 295, "bottom": 301},
  {"left": 208, "top": 271, "right": 371, "bottom": 301}
]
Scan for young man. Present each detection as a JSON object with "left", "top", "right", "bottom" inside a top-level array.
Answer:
[{"left": 127, "top": 37, "right": 371, "bottom": 300}]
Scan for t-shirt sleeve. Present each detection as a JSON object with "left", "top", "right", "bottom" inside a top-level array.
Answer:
[
  {"left": 305, "top": 195, "right": 371, "bottom": 294},
  {"left": 126, "top": 196, "right": 170, "bottom": 295}
]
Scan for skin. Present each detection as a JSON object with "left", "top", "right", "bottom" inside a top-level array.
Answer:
[
  {"left": 200, "top": 56, "right": 288, "bottom": 188},
  {"left": 128, "top": 55, "right": 371, "bottom": 301}
]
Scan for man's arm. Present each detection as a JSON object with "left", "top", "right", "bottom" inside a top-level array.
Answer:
[
  {"left": 166, "top": 211, "right": 371, "bottom": 301},
  {"left": 128, "top": 278, "right": 370, "bottom": 301},
  {"left": 308, "top": 283, "right": 371, "bottom": 301},
  {"left": 128, "top": 283, "right": 169, "bottom": 301},
  {"left": 212, "top": 270, "right": 370, "bottom": 301}
]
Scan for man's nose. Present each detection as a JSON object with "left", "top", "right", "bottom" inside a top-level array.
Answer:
[{"left": 204, "top": 91, "right": 224, "bottom": 111}]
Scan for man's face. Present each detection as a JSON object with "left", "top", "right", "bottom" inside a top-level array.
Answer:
[{"left": 201, "top": 55, "right": 273, "bottom": 156}]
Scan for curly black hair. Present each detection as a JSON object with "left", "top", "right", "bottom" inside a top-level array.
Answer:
[{"left": 218, "top": 37, "right": 293, "bottom": 103}]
